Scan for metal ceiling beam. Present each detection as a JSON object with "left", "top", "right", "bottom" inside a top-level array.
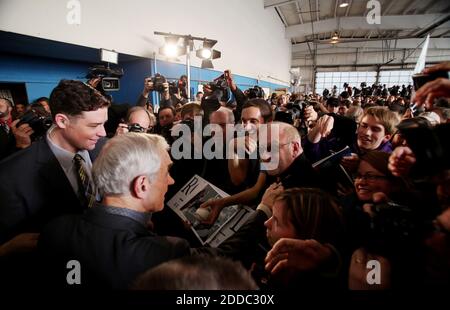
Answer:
[
  {"left": 292, "top": 37, "right": 450, "bottom": 52},
  {"left": 315, "top": 0, "right": 319, "bottom": 21},
  {"left": 275, "top": 6, "right": 289, "bottom": 27},
  {"left": 414, "top": 15, "right": 450, "bottom": 37},
  {"left": 295, "top": 1, "right": 304, "bottom": 24},
  {"left": 402, "top": 0, "right": 422, "bottom": 15},
  {"left": 439, "top": 29, "right": 450, "bottom": 37},
  {"left": 292, "top": 61, "right": 443, "bottom": 68},
  {"left": 382, "top": 0, "right": 396, "bottom": 15},
  {"left": 345, "top": 0, "right": 352, "bottom": 17},
  {"left": 264, "top": 0, "right": 298, "bottom": 9},
  {"left": 334, "top": 0, "right": 338, "bottom": 18},
  {"left": 285, "top": 14, "right": 448, "bottom": 38}
]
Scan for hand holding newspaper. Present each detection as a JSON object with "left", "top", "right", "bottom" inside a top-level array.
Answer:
[{"left": 167, "top": 175, "right": 254, "bottom": 247}]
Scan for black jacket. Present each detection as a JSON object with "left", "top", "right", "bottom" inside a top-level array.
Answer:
[
  {"left": 0, "top": 138, "right": 106, "bottom": 243},
  {"left": 38, "top": 206, "right": 191, "bottom": 289}
]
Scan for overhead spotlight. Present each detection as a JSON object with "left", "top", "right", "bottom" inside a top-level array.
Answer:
[
  {"left": 339, "top": 2, "right": 349, "bottom": 8},
  {"left": 159, "top": 36, "right": 185, "bottom": 59},
  {"left": 196, "top": 40, "right": 221, "bottom": 69},
  {"left": 331, "top": 32, "right": 339, "bottom": 41},
  {"left": 199, "top": 48, "right": 212, "bottom": 59}
]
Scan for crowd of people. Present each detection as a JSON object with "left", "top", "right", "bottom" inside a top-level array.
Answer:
[{"left": 0, "top": 62, "right": 449, "bottom": 290}]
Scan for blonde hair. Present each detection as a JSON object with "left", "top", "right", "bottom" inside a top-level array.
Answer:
[{"left": 363, "top": 106, "right": 400, "bottom": 135}]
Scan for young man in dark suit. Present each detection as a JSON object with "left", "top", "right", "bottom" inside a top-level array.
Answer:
[{"left": 0, "top": 80, "right": 110, "bottom": 258}]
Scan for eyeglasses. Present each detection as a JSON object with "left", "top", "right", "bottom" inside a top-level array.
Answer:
[{"left": 354, "top": 173, "right": 389, "bottom": 181}]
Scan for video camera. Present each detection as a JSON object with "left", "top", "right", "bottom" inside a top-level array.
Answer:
[
  {"left": 165, "top": 75, "right": 189, "bottom": 97},
  {"left": 16, "top": 108, "right": 52, "bottom": 140},
  {"left": 148, "top": 73, "right": 167, "bottom": 93},
  {"left": 86, "top": 65, "right": 124, "bottom": 92},
  {"left": 201, "top": 74, "right": 229, "bottom": 114},
  {"left": 207, "top": 74, "right": 228, "bottom": 92},
  {"left": 245, "top": 86, "right": 265, "bottom": 99}
]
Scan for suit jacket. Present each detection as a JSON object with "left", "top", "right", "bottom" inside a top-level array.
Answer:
[
  {"left": 0, "top": 138, "right": 105, "bottom": 243},
  {"left": 38, "top": 206, "right": 190, "bottom": 289}
]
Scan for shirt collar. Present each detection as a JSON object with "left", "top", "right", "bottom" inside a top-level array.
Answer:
[
  {"left": 95, "top": 204, "right": 152, "bottom": 227},
  {"left": 46, "top": 125, "right": 90, "bottom": 170}
]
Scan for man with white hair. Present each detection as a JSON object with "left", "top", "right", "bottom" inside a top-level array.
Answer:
[
  {"left": 38, "top": 133, "right": 190, "bottom": 289},
  {"left": 200, "top": 122, "right": 321, "bottom": 225}
]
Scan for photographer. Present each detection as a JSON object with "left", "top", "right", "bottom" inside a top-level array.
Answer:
[
  {"left": 115, "top": 106, "right": 156, "bottom": 136},
  {"left": 136, "top": 75, "right": 171, "bottom": 108},
  {"left": 211, "top": 69, "right": 247, "bottom": 122},
  {"left": 0, "top": 98, "right": 14, "bottom": 160},
  {"left": 0, "top": 99, "right": 47, "bottom": 159}
]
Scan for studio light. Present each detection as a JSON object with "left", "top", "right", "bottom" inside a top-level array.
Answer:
[
  {"left": 155, "top": 31, "right": 222, "bottom": 98},
  {"left": 199, "top": 48, "right": 212, "bottom": 59},
  {"left": 196, "top": 40, "right": 221, "bottom": 69},
  {"left": 159, "top": 36, "right": 184, "bottom": 59}
]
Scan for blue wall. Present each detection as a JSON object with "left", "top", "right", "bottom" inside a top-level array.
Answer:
[
  {"left": 0, "top": 53, "right": 88, "bottom": 102},
  {"left": 154, "top": 59, "right": 287, "bottom": 100},
  {"left": 111, "top": 58, "right": 152, "bottom": 104},
  {"left": 0, "top": 52, "right": 286, "bottom": 105}
]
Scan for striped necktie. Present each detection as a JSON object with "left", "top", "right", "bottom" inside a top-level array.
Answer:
[{"left": 73, "top": 154, "right": 95, "bottom": 208}]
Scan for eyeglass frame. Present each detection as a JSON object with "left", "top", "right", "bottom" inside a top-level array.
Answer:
[{"left": 354, "top": 173, "right": 390, "bottom": 182}]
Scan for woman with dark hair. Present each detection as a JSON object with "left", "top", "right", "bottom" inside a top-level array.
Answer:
[
  {"left": 342, "top": 151, "right": 435, "bottom": 289},
  {"left": 265, "top": 188, "right": 344, "bottom": 248},
  {"left": 217, "top": 187, "right": 346, "bottom": 289}
]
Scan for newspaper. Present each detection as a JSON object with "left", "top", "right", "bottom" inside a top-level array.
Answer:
[
  {"left": 167, "top": 175, "right": 254, "bottom": 247},
  {"left": 312, "top": 145, "right": 354, "bottom": 188},
  {"left": 312, "top": 145, "right": 351, "bottom": 169}
]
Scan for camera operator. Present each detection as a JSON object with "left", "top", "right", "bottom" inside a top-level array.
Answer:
[
  {"left": 208, "top": 69, "right": 247, "bottom": 122},
  {"left": 0, "top": 98, "right": 14, "bottom": 160},
  {"left": 115, "top": 106, "right": 156, "bottom": 136},
  {"left": 0, "top": 99, "right": 46, "bottom": 159},
  {"left": 136, "top": 75, "right": 171, "bottom": 109},
  {"left": 167, "top": 75, "right": 189, "bottom": 106}
]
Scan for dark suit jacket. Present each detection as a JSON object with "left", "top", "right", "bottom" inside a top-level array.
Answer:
[
  {"left": 38, "top": 206, "right": 190, "bottom": 289},
  {"left": 0, "top": 138, "right": 106, "bottom": 243}
]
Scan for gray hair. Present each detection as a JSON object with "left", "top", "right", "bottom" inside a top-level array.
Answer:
[
  {"left": 211, "top": 107, "right": 235, "bottom": 124},
  {"left": 274, "top": 121, "right": 300, "bottom": 144},
  {"left": 93, "top": 133, "right": 169, "bottom": 196}
]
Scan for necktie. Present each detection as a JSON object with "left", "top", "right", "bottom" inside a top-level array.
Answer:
[{"left": 73, "top": 154, "right": 95, "bottom": 208}]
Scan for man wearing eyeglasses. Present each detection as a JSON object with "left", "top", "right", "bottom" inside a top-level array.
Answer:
[
  {"left": 199, "top": 122, "right": 321, "bottom": 226},
  {"left": 115, "top": 106, "right": 155, "bottom": 135},
  {"left": 258, "top": 122, "right": 320, "bottom": 190}
]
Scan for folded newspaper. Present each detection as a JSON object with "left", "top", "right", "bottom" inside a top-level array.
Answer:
[
  {"left": 167, "top": 175, "right": 254, "bottom": 247},
  {"left": 312, "top": 145, "right": 354, "bottom": 187}
]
